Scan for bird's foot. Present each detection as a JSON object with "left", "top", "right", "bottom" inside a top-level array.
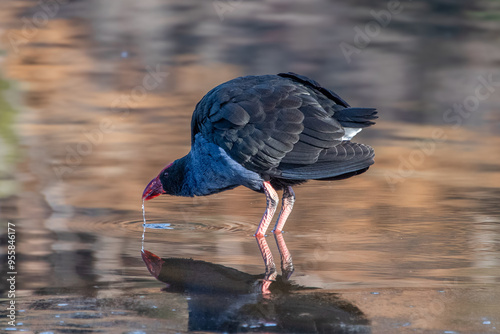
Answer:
[{"left": 261, "top": 280, "right": 272, "bottom": 295}]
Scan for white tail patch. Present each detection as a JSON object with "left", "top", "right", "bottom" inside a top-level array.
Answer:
[{"left": 342, "top": 127, "right": 362, "bottom": 141}]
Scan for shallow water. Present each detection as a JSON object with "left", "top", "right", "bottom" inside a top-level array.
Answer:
[{"left": 1, "top": 0, "right": 500, "bottom": 333}]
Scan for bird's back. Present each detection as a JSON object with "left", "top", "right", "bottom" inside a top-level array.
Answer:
[{"left": 191, "top": 72, "right": 377, "bottom": 188}]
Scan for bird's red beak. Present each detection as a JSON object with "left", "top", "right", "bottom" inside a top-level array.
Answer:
[{"left": 142, "top": 175, "right": 165, "bottom": 201}]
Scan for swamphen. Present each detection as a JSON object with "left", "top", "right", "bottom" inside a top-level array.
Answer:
[{"left": 143, "top": 72, "right": 377, "bottom": 237}]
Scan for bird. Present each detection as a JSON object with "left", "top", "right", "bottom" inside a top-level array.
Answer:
[{"left": 142, "top": 72, "right": 377, "bottom": 237}]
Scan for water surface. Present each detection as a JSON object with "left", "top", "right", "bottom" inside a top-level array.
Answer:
[{"left": 1, "top": 0, "right": 500, "bottom": 333}]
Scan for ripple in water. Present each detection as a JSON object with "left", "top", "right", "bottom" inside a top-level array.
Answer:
[{"left": 141, "top": 199, "right": 255, "bottom": 234}]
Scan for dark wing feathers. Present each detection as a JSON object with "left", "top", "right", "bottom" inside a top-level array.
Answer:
[
  {"left": 280, "top": 142, "right": 375, "bottom": 179},
  {"left": 334, "top": 107, "right": 378, "bottom": 128},
  {"left": 298, "top": 131, "right": 338, "bottom": 149},
  {"left": 277, "top": 108, "right": 304, "bottom": 123},
  {"left": 280, "top": 72, "right": 378, "bottom": 128},
  {"left": 266, "top": 136, "right": 294, "bottom": 153},
  {"left": 209, "top": 103, "right": 250, "bottom": 125},
  {"left": 280, "top": 141, "right": 322, "bottom": 165},
  {"left": 278, "top": 72, "right": 351, "bottom": 108},
  {"left": 277, "top": 94, "right": 302, "bottom": 109},
  {"left": 302, "top": 117, "right": 342, "bottom": 133},
  {"left": 191, "top": 74, "right": 375, "bottom": 179}
]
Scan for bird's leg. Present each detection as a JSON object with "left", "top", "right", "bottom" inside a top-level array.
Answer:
[
  {"left": 272, "top": 186, "right": 295, "bottom": 234},
  {"left": 255, "top": 234, "right": 277, "bottom": 294},
  {"left": 274, "top": 232, "right": 294, "bottom": 280},
  {"left": 254, "top": 181, "right": 279, "bottom": 238},
  {"left": 254, "top": 182, "right": 279, "bottom": 294}
]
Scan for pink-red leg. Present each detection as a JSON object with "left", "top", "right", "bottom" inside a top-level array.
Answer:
[
  {"left": 254, "top": 181, "right": 279, "bottom": 238},
  {"left": 274, "top": 232, "right": 294, "bottom": 280},
  {"left": 255, "top": 234, "right": 277, "bottom": 294},
  {"left": 272, "top": 186, "right": 295, "bottom": 234}
]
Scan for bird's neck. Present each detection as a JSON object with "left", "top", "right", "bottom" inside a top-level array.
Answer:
[{"left": 163, "top": 151, "right": 221, "bottom": 197}]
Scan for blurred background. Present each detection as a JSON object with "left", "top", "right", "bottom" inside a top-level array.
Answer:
[{"left": 0, "top": 0, "right": 500, "bottom": 332}]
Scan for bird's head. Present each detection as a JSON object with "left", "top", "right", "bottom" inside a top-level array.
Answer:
[{"left": 142, "top": 163, "right": 173, "bottom": 201}]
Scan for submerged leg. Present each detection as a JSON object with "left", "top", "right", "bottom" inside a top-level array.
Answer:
[
  {"left": 272, "top": 186, "right": 295, "bottom": 234},
  {"left": 254, "top": 181, "right": 279, "bottom": 238}
]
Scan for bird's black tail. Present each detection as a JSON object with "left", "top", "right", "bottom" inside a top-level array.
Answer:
[{"left": 335, "top": 107, "right": 378, "bottom": 128}]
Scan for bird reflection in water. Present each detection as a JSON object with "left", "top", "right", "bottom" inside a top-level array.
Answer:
[
  {"left": 255, "top": 232, "right": 294, "bottom": 294},
  {"left": 141, "top": 244, "right": 370, "bottom": 333}
]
